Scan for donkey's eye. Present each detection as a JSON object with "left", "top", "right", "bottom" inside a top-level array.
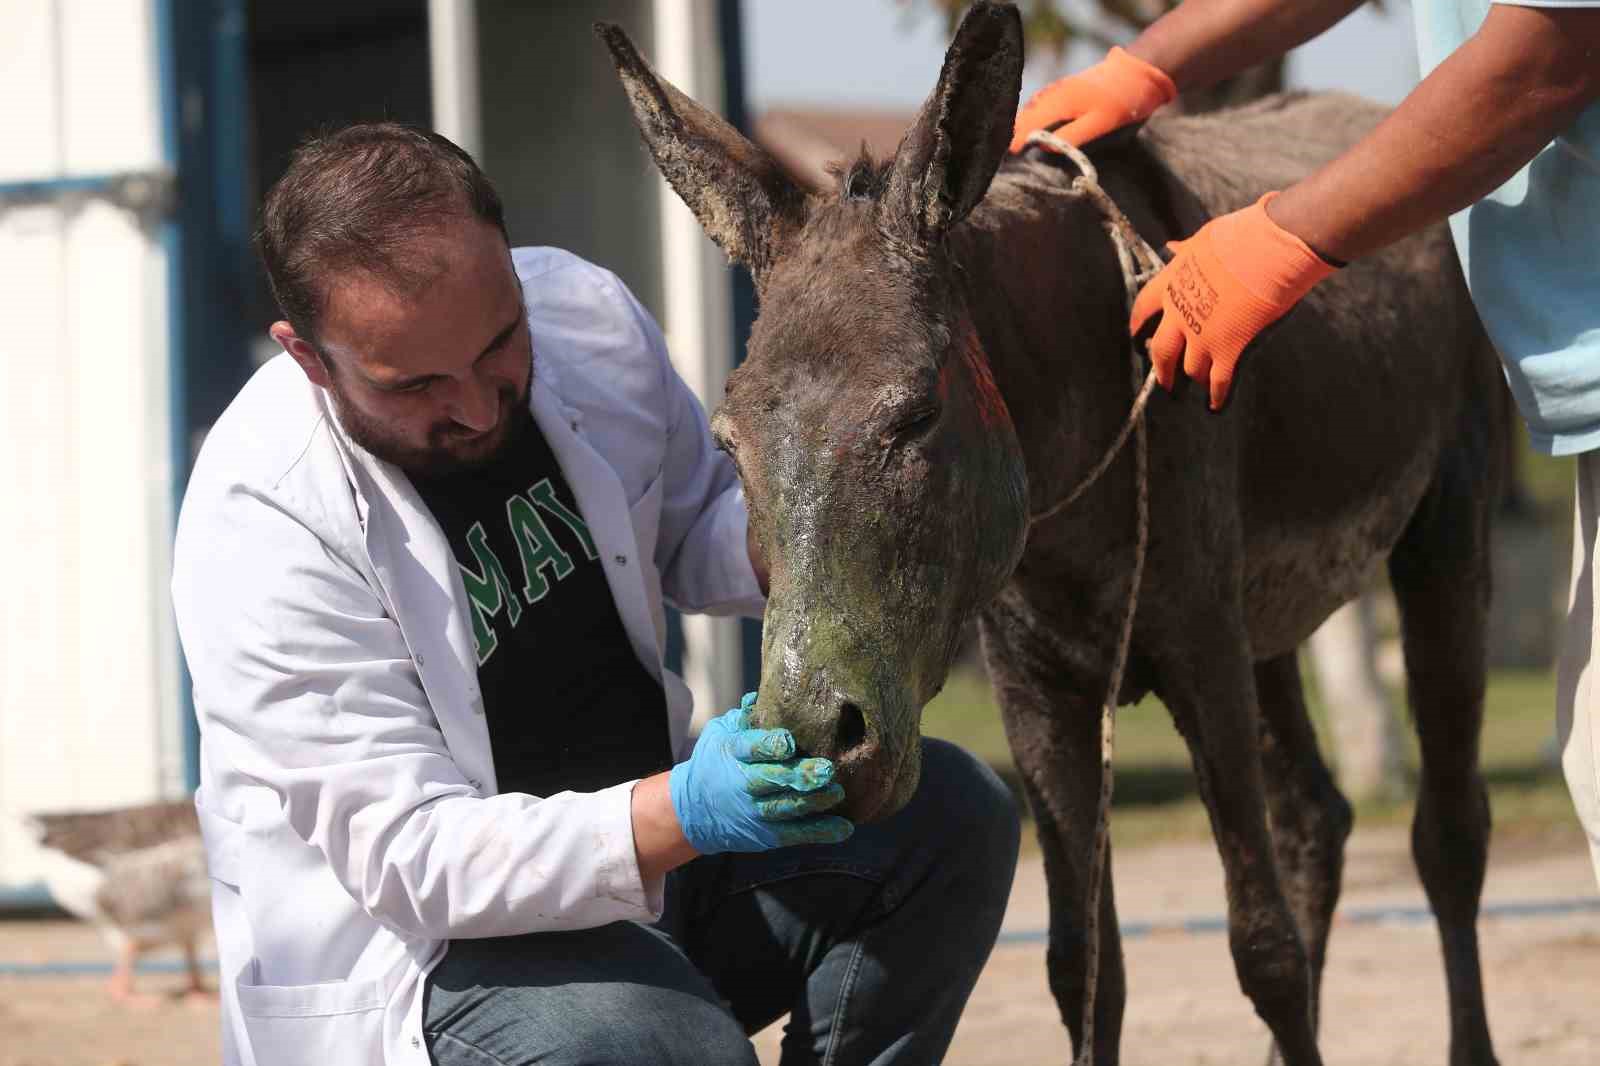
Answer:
[{"left": 890, "top": 406, "right": 941, "bottom": 440}]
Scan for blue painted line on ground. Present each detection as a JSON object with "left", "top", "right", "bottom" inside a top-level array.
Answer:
[
  {"left": 995, "top": 895, "right": 1600, "bottom": 946},
  {"left": 0, "top": 958, "right": 220, "bottom": 978},
  {"left": 0, "top": 884, "right": 55, "bottom": 911},
  {"left": 1, "top": 897, "right": 1594, "bottom": 977}
]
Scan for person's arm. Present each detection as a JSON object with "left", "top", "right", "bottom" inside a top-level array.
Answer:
[
  {"left": 630, "top": 772, "right": 698, "bottom": 882},
  {"left": 173, "top": 486, "right": 669, "bottom": 938},
  {"left": 1128, "top": 0, "right": 1365, "bottom": 95},
  {"left": 1011, "top": 0, "right": 1363, "bottom": 151},
  {"left": 175, "top": 483, "right": 839, "bottom": 930},
  {"left": 1131, "top": 3, "right": 1600, "bottom": 409},
  {"left": 1268, "top": 3, "right": 1600, "bottom": 262}
]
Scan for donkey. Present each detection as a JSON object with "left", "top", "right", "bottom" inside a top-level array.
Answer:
[{"left": 601, "top": 4, "right": 1506, "bottom": 1064}]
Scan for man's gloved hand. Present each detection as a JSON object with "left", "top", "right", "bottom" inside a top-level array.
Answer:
[
  {"left": 669, "top": 693, "right": 854, "bottom": 854},
  {"left": 1009, "top": 47, "right": 1177, "bottom": 154},
  {"left": 1130, "top": 193, "right": 1339, "bottom": 410}
]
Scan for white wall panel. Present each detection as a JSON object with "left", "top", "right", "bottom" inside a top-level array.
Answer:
[
  {"left": 59, "top": 0, "right": 161, "bottom": 174},
  {"left": 0, "top": 0, "right": 175, "bottom": 891},
  {"left": 65, "top": 201, "right": 170, "bottom": 806},
  {"left": 0, "top": 204, "right": 74, "bottom": 883},
  {"left": 0, "top": 1, "right": 64, "bottom": 180}
]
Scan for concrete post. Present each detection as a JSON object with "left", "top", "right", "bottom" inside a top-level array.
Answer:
[{"left": 1308, "top": 593, "right": 1409, "bottom": 803}]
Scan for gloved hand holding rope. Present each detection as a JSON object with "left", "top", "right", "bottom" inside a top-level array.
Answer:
[{"left": 1014, "top": 49, "right": 1344, "bottom": 412}]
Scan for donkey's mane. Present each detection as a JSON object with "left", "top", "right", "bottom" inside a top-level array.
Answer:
[{"left": 824, "top": 146, "right": 893, "bottom": 202}]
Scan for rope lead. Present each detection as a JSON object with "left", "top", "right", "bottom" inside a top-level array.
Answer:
[{"left": 1023, "top": 127, "right": 1162, "bottom": 1066}]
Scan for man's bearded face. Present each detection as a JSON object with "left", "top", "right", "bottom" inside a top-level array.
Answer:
[
  {"left": 321, "top": 352, "right": 531, "bottom": 478},
  {"left": 303, "top": 220, "right": 535, "bottom": 478}
]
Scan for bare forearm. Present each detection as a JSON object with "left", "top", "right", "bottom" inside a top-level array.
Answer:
[
  {"left": 1268, "top": 4, "right": 1600, "bottom": 262},
  {"left": 1129, "top": 0, "right": 1364, "bottom": 93},
  {"left": 631, "top": 771, "right": 697, "bottom": 882}
]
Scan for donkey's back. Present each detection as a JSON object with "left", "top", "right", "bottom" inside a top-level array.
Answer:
[{"left": 1128, "top": 92, "right": 1508, "bottom": 655}]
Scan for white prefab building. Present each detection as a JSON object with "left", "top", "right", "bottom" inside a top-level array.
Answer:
[{"left": 0, "top": 0, "right": 757, "bottom": 900}]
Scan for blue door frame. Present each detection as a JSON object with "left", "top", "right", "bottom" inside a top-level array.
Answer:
[{"left": 156, "top": 0, "right": 255, "bottom": 792}]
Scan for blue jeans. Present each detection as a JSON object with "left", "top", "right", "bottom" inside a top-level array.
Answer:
[{"left": 422, "top": 738, "right": 1021, "bottom": 1066}]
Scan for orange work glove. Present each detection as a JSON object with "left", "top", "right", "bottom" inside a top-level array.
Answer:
[
  {"left": 1009, "top": 47, "right": 1178, "bottom": 154},
  {"left": 1129, "top": 193, "right": 1338, "bottom": 410}
]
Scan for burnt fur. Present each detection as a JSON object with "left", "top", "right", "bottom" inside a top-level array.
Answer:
[{"left": 601, "top": 4, "right": 1505, "bottom": 1064}]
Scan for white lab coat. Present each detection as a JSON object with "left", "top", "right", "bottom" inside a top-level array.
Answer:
[{"left": 171, "top": 247, "right": 764, "bottom": 1066}]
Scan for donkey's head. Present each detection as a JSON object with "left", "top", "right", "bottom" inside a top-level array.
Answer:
[{"left": 600, "top": 2, "right": 1029, "bottom": 822}]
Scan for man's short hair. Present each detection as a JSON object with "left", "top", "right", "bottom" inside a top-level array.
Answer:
[{"left": 255, "top": 122, "right": 509, "bottom": 345}]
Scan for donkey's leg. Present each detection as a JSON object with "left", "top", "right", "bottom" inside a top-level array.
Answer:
[
  {"left": 1254, "top": 651, "right": 1354, "bottom": 1062},
  {"left": 1160, "top": 626, "right": 1323, "bottom": 1066},
  {"left": 1388, "top": 494, "right": 1499, "bottom": 1066},
  {"left": 1024, "top": 774, "right": 1124, "bottom": 1063},
  {"left": 981, "top": 610, "right": 1125, "bottom": 1065}
]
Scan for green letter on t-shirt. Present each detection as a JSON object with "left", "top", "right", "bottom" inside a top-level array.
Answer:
[
  {"left": 507, "top": 492, "right": 574, "bottom": 604},
  {"left": 460, "top": 520, "right": 523, "bottom": 665},
  {"left": 529, "top": 478, "right": 599, "bottom": 561}
]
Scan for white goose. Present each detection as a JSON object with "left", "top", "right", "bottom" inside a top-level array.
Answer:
[{"left": 28, "top": 798, "right": 212, "bottom": 1002}]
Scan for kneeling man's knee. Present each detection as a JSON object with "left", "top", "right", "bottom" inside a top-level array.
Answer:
[
  {"left": 564, "top": 985, "right": 756, "bottom": 1066},
  {"left": 425, "top": 924, "right": 757, "bottom": 1066},
  {"left": 917, "top": 738, "right": 1022, "bottom": 888}
]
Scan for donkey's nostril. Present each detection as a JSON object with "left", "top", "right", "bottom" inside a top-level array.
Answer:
[{"left": 835, "top": 701, "right": 868, "bottom": 753}]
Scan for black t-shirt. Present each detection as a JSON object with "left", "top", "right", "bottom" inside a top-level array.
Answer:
[{"left": 414, "top": 412, "right": 671, "bottom": 797}]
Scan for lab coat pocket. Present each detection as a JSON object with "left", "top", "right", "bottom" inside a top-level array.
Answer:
[{"left": 235, "top": 963, "right": 396, "bottom": 1066}]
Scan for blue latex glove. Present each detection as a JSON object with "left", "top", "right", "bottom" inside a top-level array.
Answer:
[{"left": 670, "top": 693, "right": 854, "bottom": 854}]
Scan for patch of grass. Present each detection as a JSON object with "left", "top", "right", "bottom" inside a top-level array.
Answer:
[
  {"left": 921, "top": 663, "right": 1580, "bottom": 851},
  {"left": 1518, "top": 432, "right": 1574, "bottom": 516}
]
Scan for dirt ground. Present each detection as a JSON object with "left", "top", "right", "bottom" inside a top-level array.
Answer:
[{"left": 2, "top": 825, "right": 1594, "bottom": 1066}]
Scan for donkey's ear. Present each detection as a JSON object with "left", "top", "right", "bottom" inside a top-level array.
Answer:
[
  {"left": 885, "top": 1, "right": 1023, "bottom": 243},
  {"left": 597, "top": 22, "right": 803, "bottom": 281}
]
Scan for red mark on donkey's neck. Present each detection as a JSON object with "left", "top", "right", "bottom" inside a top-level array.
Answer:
[{"left": 945, "top": 325, "right": 1011, "bottom": 429}]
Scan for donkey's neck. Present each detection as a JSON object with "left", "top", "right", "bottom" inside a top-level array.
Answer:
[{"left": 951, "top": 159, "right": 1157, "bottom": 519}]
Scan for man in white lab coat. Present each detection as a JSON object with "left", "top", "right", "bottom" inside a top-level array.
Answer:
[{"left": 171, "top": 123, "right": 1018, "bottom": 1066}]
